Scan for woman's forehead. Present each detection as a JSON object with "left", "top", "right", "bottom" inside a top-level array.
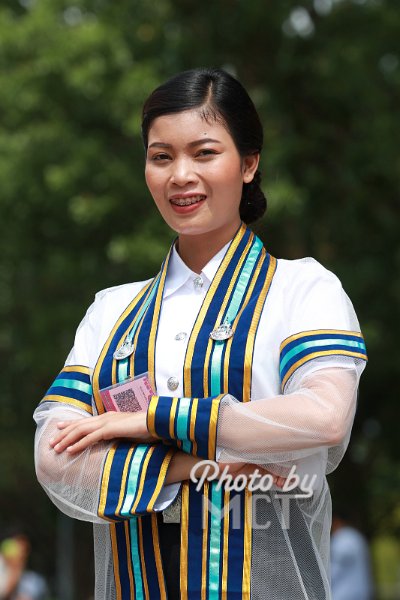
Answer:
[{"left": 147, "top": 109, "right": 231, "bottom": 146}]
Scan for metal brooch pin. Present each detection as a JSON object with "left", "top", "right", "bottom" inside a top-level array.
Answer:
[
  {"left": 209, "top": 320, "right": 234, "bottom": 341},
  {"left": 113, "top": 339, "right": 135, "bottom": 360}
]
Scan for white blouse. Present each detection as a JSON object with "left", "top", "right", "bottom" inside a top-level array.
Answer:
[{"left": 34, "top": 240, "right": 366, "bottom": 600}]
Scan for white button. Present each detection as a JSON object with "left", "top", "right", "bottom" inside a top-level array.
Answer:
[
  {"left": 193, "top": 275, "right": 203, "bottom": 290},
  {"left": 167, "top": 376, "right": 179, "bottom": 391},
  {"left": 175, "top": 332, "right": 187, "bottom": 341}
]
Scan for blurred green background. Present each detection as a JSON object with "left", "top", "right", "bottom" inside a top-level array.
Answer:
[{"left": 0, "top": 0, "right": 399, "bottom": 597}]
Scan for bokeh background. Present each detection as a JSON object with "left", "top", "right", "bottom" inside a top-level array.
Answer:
[{"left": 0, "top": 0, "right": 399, "bottom": 598}]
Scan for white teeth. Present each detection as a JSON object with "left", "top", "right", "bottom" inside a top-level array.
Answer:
[{"left": 171, "top": 195, "right": 205, "bottom": 206}]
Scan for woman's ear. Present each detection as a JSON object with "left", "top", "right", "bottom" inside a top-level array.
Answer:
[{"left": 242, "top": 153, "right": 260, "bottom": 183}]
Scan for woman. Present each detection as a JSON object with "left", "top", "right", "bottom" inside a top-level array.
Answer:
[{"left": 34, "top": 68, "right": 367, "bottom": 600}]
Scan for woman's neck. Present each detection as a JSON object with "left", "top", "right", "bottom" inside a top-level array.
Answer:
[{"left": 176, "top": 222, "right": 242, "bottom": 273}]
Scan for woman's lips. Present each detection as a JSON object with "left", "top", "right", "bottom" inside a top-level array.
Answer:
[
  {"left": 169, "top": 195, "right": 206, "bottom": 214},
  {"left": 169, "top": 194, "right": 206, "bottom": 206}
]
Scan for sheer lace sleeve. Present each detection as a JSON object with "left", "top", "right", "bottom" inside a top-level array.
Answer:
[
  {"left": 216, "top": 259, "right": 367, "bottom": 486},
  {"left": 34, "top": 290, "right": 179, "bottom": 523}
]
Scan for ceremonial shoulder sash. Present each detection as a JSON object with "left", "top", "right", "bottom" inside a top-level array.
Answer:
[{"left": 92, "top": 224, "right": 277, "bottom": 599}]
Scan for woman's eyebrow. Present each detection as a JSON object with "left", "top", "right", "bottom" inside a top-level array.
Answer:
[{"left": 148, "top": 138, "right": 222, "bottom": 149}]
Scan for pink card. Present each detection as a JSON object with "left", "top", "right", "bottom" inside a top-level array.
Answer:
[{"left": 99, "top": 373, "right": 154, "bottom": 413}]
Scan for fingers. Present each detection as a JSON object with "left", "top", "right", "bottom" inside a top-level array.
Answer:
[
  {"left": 50, "top": 419, "right": 101, "bottom": 453},
  {"left": 49, "top": 418, "right": 87, "bottom": 447},
  {"left": 62, "top": 430, "right": 101, "bottom": 454}
]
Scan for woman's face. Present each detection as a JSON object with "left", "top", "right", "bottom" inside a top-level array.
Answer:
[{"left": 144, "top": 109, "right": 259, "bottom": 238}]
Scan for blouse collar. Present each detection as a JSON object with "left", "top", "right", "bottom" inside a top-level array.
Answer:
[{"left": 163, "top": 239, "right": 231, "bottom": 299}]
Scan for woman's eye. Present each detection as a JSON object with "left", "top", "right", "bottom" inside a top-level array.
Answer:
[
  {"left": 197, "top": 149, "right": 218, "bottom": 157},
  {"left": 150, "top": 153, "right": 170, "bottom": 161}
]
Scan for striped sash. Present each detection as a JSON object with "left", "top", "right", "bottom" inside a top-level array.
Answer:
[{"left": 92, "top": 224, "right": 277, "bottom": 599}]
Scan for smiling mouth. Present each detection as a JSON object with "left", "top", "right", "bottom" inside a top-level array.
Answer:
[{"left": 170, "top": 195, "right": 206, "bottom": 206}]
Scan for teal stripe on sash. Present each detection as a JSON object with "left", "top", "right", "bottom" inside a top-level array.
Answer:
[
  {"left": 210, "top": 238, "right": 262, "bottom": 395},
  {"left": 208, "top": 483, "right": 223, "bottom": 599},
  {"left": 225, "top": 237, "right": 262, "bottom": 322},
  {"left": 210, "top": 343, "right": 225, "bottom": 396},
  {"left": 120, "top": 446, "right": 148, "bottom": 516},
  {"left": 117, "top": 280, "right": 160, "bottom": 381},
  {"left": 176, "top": 397, "right": 192, "bottom": 453},
  {"left": 280, "top": 337, "right": 366, "bottom": 374},
  {"left": 55, "top": 378, "right": 92, "bottom": 395},
  {"left": 129, "top": 518, "right": 144, "bottom": 600}
]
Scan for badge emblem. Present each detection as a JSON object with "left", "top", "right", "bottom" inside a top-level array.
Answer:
[
  {"left": 113, "top": 339, "right": 135, "bottom": 360},
  {"left": 209, "top": 321, "right": 234, "bottom": 341}
]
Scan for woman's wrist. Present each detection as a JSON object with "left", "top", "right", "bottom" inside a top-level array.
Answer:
[{"left": 165, "top": 451, "right": 203, "bottom": 485}]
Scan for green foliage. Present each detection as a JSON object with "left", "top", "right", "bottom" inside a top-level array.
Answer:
[{"left": 0, "top": 0, "right": 399, "bottom": 587}]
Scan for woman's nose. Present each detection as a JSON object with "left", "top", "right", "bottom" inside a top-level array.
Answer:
[{"left": 170, "top": 158, "right": 197, "bottom": 186}]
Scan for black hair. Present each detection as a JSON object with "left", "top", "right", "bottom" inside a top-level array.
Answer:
[{"left": 141, "top": 68, "right": 266, "bottom": 224}]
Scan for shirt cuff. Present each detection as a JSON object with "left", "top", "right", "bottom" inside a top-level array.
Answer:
[
  {"left": 152, "top": 482, "right": 181, "bottom": 511},
  {"left": 147, "top": 394, "right": 225, "bottom": 460}
]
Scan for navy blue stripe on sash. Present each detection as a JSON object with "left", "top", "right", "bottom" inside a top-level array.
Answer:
[
  {"left": 133, "top": 444, "right": 174, "bottom": 514},
  {"left": 186, "top": 483, "right": 205, "bottom": 596},
  {"left": 227, "top": 253, "right": 271, "bottom": 399},
  {"left": 140, "top": 516, "right": 165, "bottom": 599},
  {"left": 42, "top": 367, "right": 92, "bottom": 412},
  {"left": 45, "top": 386, "right": 91, "bottom": 407},
  {"left": 189, "top": 227, "right": 252, "bottom": 395},
  {"left": 114, "top": 521, "right": 135, "bottom": 600},
  {"left": 103, "top": 442, "right": 133, "bottom": 522},
  {"left": 98, "top": 281, "right": 158, "bottom": 393},
  {"left": 132, "top": 287, "right": 159, "bottom": 377},
  {"left": 226, "top": 490, "right": 246, "bottom": 597}
]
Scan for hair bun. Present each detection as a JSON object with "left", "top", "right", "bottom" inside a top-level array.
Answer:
[{"left": 240, "top": 170, "right": 267, "bottom": 224}]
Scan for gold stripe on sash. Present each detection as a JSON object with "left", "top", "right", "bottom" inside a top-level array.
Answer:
[
  {"left": 148, "top": 251, "right": 172, "bottom": 391},
  {"left": 242, "top": 488, "right": 252, "bottom": 599},
  {"left": 129, "top": 290, "right": 154, "bottom": 379},
  {"left": 124, "top": 520, "right": 136, "bottom": 596},
  {"left": 146, "top": 396, "right": 158, "bottom": 438},
  {"left": 180, "top": 482, "right": 190, "bottom": 600},
  {"left": 243, "top": 254, "right": 277, "bottom": 402},
  {"left": 112, "top": 275, "right": 160, "bottom": 385},
  {"left": 184, "top": 224, "right": 247, "bottom": 397},
  {"left": 169, "top": 397, "right": 179, "bottom": 439},
  {"left": 147, "top": 448, "right": 176, "bottom": 511},
  {"left": 203, "top": 232, "right": 254, "bottom": 395},
  {"left": 41, "top": 395, "right": 92, "bottom": 414},
  {"left": 110, "top": 523, "right": 122, "bottom": 600},
  {"left": 221, "top": 488, "right": 230, "bottom": 600},
  {"left": 115, "top": 447, "right": 135, "bottom": 518},
  {"left": 189, "top": 398, "right": 199, "bottom": 456},
  {"left": 222, "top": 249, "right": 266, "bottom": 393},
  {"left": 151, "top": 514, "right": 167, "bottom": 600},
  {"left": 201, "top": 481, "right": 210, "bottom": 600},
  {"left": 208, "top": 394, "right": 224, "bottom": 459},
  {"left": 138, "top": 518, "right": 150, "bottom": 600},
  {"left": 128, "top": 274, "right": 162, "bottom": 378},
  {"left": 92, "top": 280, "right": 153, "bottom": 414},
  {"left": 98, "top": 443, "right": 118, "bottom": 522},
  {"left": 131, "top": 446, "right": 156, "bottom": 514},
  {"left": 62, "top": 365, "right": 91, "bottom": 375}
]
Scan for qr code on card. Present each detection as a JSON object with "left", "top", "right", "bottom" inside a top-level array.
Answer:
[{"left": 112, "top": 389, "right": 142, "bottom": 412}]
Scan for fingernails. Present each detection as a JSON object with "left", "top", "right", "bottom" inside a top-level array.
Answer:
[
  {"left": 49, "top": 438, "right": 54, "bottom": 446},
  {"left": 57, "top": 422, "right": 64, "bottom": 427}
]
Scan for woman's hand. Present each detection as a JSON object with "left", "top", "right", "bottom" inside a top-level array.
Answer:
[{"left": 49, "top": 411, "right": 157, "bottom": 455}]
